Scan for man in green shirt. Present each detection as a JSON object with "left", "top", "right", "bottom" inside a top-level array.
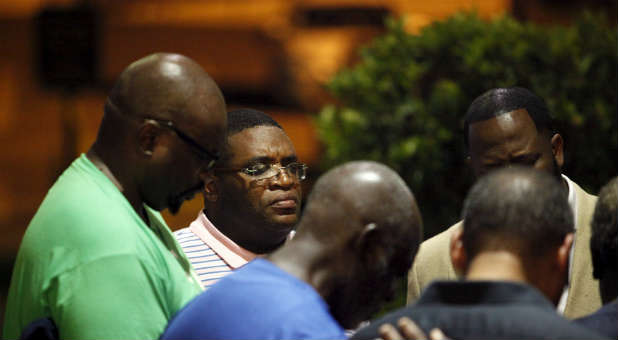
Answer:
[{"left": 4, "top": 53, "right": 227, "bottom": 339}]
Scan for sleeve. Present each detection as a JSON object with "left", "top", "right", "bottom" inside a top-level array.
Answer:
[{"left": 45, "top": 254, "right": 170, "bottom": 340}]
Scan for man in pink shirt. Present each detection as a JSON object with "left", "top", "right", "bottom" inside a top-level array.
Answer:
[{"left": 174, "top": 108, "right": 305, "bottom": 288}]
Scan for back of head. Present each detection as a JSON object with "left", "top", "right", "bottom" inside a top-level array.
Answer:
[
  {"left": 300, "top": 161, "right": 422, "bottom": 256},
  {"left": 462, "top": 166, "right": 573, "bottom": 259},
  {"left": 297, "top": 161, "right": 423, "bottom": 328},
  {"left": 107, "top": 53, "right": 223, "bottom": 120},
  {"left": 464, "top": 87, "right": 554, "bottom": 150},
  {"left": 590, "top": 176, "right": 618, "bottom": 303}
]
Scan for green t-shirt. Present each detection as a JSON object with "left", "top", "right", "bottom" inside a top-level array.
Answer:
[{"left": 3, "top": 154, "right": 202, "bottom": 339}]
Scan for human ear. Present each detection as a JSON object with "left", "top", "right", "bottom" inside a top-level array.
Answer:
[
  {"left": 450, "top": 226, "right": 467, "bottom": 276},
  {"left": 354, "top": 223, "right": 391, "bottom": 277},
  {"left": 556, "top": 232, "right": 574, "bottom": 275},
  {"left": 202, "top": 172, "right": 219, "bottom": 202},
  {"left": 550, "top": 133, "right": 564, "bottom": 169},
  {"left": 138, "top": 122, "right": 160, "bottom": 157}
]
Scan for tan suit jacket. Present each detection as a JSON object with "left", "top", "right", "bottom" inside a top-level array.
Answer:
[{"left": 406, "top": 179, "right": 601, "bottom": 319}]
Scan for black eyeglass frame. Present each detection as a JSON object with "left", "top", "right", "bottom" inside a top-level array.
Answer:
[
  {"left": 216, "top": 162, "right": 308, "bottom": 182},
  {"left": 105, "top": 98, "right": 220, "bottom": 170},
  {"left": 145, "top": 118, "right": 220, "bottom": 170}
]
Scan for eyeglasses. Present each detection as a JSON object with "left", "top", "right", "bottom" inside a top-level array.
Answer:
[
  {"left": 106, "top": 98, "right": 220, "bottom": 170},
  {"left": 145, "top": 118, "right": 220, "bottom": 170},
  {"left": 217, "top": 162, "right": 308, "bottom": 182}
]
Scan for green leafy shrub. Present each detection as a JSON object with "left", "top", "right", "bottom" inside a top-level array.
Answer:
[{"left": 317, "top": 12, "right": 617, "bottom": 237}]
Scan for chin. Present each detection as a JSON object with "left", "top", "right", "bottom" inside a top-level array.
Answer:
[
  {"left": 167, "top": 198, "right": 183, "bottom": 215},
  {"left": 266, "top": 218, "right": 297, "bottom": 233}
]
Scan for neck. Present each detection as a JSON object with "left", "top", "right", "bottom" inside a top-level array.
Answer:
[
  {"left": 465, "top": 251, "right": 529, "bottom": 283},
  {"left": 269, "top": 233, "right": 334, "bottom": 298},
  {"left": 87, "top": 144, "right": 148, "bottom": 224},
  {"left": 206, "top": 209, "right": 288, "bottom": 254},
  {"left": 466, "top": 250, "right": 563, "bottom": 305}
]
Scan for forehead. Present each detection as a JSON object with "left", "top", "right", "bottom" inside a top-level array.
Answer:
[
  {"left": 226, "top": 125, "right": 296, "bottom": 162},
  {"left": 179, "top": 91, "right": 227, "bottom": 151},
  {"left": 468, "top": 109, "right": 540, "bottom": 154}
]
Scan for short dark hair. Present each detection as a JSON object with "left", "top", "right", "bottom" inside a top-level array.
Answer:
[
  {"left": 590, "top": 177, "right": 618, "bottom": 279},
  {"left": 463, "top": 87, "right": 555, "bottom": 150},
  {"left": 220, "top": 108, "right": 285, "bottom": 163},
  {"left": 462, "top": 167, "right": 573, "bottom": 258},
  {"left": 227, "top": 108, "right": 282, "bottom": 135}
]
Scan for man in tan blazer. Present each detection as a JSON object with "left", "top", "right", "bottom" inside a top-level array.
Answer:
[{"left": 407, "top": 87, "right": 601, "bottom": 319}]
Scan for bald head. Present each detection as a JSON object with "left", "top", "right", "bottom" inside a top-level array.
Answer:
[
  {"left": 462, "top": 166, "right": 573, "bottom": 258},
  {"left": 293, "top": 161, "right": 422, "bottom": 328},
  {"left": 300, "top": 161, "right": 422, "bottom": 246},
  {"left": 102, "top": 53, "right": 226, "bottom": 155},
  {"left": 91, "top": 53, "right": 227, "bottom": 215},
  {"left": 108, "top": 53, "right": 223, "bottom": 122}
]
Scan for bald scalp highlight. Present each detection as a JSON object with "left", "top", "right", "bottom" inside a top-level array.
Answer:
[
  {"left": 105, "top": 52, "right": 223, "bottom": 123},
  {"left": 299, "top": 161, "right": 422, "bottom": 248}
]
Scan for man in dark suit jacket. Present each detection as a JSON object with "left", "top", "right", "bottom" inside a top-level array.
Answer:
[{"left": 353, "top": 167, "right": 605, "bottom": 339}]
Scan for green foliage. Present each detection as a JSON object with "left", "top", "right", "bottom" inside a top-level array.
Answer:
[{"left": 316, "top": 12, "right": 617, "bottom": 238}]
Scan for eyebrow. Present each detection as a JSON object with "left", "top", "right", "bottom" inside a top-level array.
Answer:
[
  {"left": 482, "top": 152, "right": 540, "bottom": 165},
  {"left": 244, "top": 154, "right": 298, "bottom": 165}
]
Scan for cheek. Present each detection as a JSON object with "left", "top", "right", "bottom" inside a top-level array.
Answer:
[{"left": 245, "top": 187, "right": 267, "bottom": 210}]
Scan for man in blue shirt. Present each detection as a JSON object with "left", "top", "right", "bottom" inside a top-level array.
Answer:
[{"left": 162, "top": 161, "right": 424, "bottom": 339}]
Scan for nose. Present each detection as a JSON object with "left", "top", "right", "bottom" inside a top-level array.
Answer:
[{"left": 269, "top": 167, "right": 295, "bottom": 188}]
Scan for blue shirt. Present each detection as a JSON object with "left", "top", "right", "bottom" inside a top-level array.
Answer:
[{"left": 161, "top": 258, "right": 347, "bottom": 340}]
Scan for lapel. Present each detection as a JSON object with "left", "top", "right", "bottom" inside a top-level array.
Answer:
[{"left": 563, "top": 181, "right": 602, "bottom": 319}]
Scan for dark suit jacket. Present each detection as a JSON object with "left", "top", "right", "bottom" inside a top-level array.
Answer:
[
  {"left": 574, "top": 299, "right": 618, "bottom": 339},
  {"left": 353, "top": 281, "right": 607, "bottom": 340}
]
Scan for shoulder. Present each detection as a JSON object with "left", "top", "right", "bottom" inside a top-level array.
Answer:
[
  {"left": 574, "top": 301, "right": 618, "bottom": 338},
  {"left": 407, "top": 221, "right": 461, "bottom": 302},
  {"left": 421, "top": 222, "right": 461, "bottom": 249},
  {"left": 28, "top": 165, "right": 137, "bottom": 240},
  {"left": 20, "top": 173, "right": 152, "bottom": 274},
  {"left": 414, "top": 221, "right": 462, "bottom": 267},
  {"left": 567, "top": 178, "right": 597, "bottom": 215},
  {"left": 164, "top": 260, "right": 344, "bottom": 340},
  {"left": 207, "top": 260, "right": 304, "bottom": 302},
  {"left": 275, "top": 306, "right": 345, "bottom": 340}
]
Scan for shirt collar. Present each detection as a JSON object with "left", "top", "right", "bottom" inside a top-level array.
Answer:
[
  {"left": 561, "top": 174, "right": 578, "bottom": 229},
  {"left": 189, "top": 211, "right": 257, "bottom": 268},
  {"left": 419, "top": 281, "right": 555, "bottom": 311}
]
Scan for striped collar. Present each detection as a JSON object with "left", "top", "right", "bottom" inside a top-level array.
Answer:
[{"left": 189, "top": 211, "right": 257, "bottom": 269}]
